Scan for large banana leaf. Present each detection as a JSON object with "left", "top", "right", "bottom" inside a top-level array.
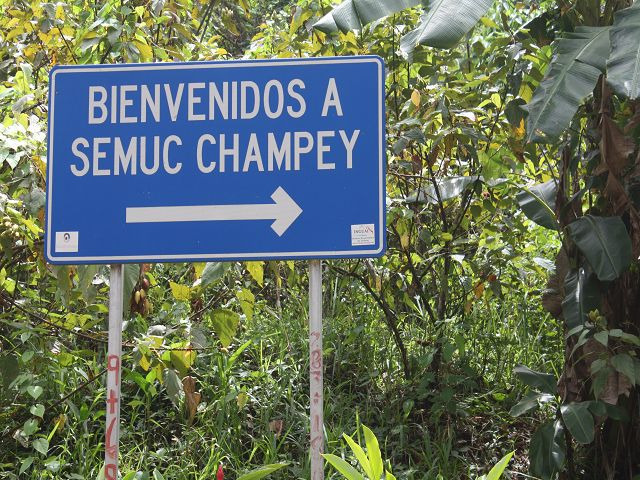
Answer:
[
  {"left": 607, "top": 2, "right": 640, "bottom": 100},
  {"left": 516, "top": 180, "right": 558, "bottom": 230},
  {"left": 399, "top": 0, "right": 494, "bottom": 56},
  {"left": 313, "top": 0, "right": 420, "bottom": 34},
  {"left": 567, "top": 215, "right": 632, "bottom": 282},
  {"left": 524, "top": 26, "right": 610, "bottom": 143},
  {"left": 530, "top": 420, "right": 565, "bottom": 480},
  {"left": 561, "top": 267, "right": 601, "bottom": 329}
]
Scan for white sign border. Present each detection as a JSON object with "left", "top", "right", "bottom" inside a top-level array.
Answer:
[{"left": 46, "top": 56, "right": 385, "bottom": 263}]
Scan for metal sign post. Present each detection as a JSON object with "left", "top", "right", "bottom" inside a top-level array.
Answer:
[
  {"left": 105, "top": 264, "right": 123, "bottom": 480},
  {"left": 309, "top": 260, "right": 323, "bottom": 480}
]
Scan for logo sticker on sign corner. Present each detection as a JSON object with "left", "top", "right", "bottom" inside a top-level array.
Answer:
[
  {"left": 55, "top": 231, "right": 79, "bottom": 252},
  {"left": 351, "top": 224, "right": 375, "bottom": 246}
]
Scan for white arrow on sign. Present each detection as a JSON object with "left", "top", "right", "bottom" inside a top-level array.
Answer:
[{"left": 125, "top": 186, "right": 302, "bottom": 236}]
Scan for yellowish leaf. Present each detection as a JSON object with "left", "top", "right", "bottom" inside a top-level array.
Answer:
[
  {"left": 237, "top": 391, "right": 248, "bottom": 409},
  {"left": 133, "top": 40, "right": 153, "bottom": 62},
  {"left": 170, "top": 281, "right": 191, "bottom": 301},
  {"left": 139, "top": 354, "right": 151, "bottom": 371},
  {"left": 193, "top": 262, "right": 205, "bottom": 279},
  {"left": 411, "top": 89, "right": 421, "bottom": 107},
  {"left": 237, "top": 288, "right": 255, "bottom": 321},
  {"left": 513, "top": 118, "right": 525, "bottom": 139},
  {"left": 246, "top": 261, "right": 264, "bottom": 286}
]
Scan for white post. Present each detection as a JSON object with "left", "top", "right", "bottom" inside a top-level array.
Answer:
[
  {"left": 309, "top": 260, "right": 324, "bottom": 480},
  {"left": 105, "top": 264, "right": 123, "bottom": 480}
]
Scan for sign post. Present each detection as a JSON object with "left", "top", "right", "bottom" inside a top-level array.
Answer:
[
  {"left": 105, "top": 264, "right": 123, "bottom": 479},
  {"left": 309, "top": 260, "right": 323, "bottom": 479},
  {"left": 45, "top": 56, "right": 385, "bottom": 480}
]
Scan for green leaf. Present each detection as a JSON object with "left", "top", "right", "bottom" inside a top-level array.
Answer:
[
  {"left": 560, "top": 402, "right": 595, "bottom": 444},
  {"left": 486, "top": 450, "right": 514, "bottom": 480},
  {"left": 237, "top": 288, "right": 255, "bottom": 321},
  {"left": 200, "top": 262, "right": 229, "bottom": 287},
  {"left": 611, "top": 353, "right": 636, "bottom": 386},
  {"left": 164, "top": 368, "right": 182, "bottom": 406},
  {"left": 32, "top": 437, "right": 49, "bottom": 455},
  {"left": 607, "top": 2, "right": 640, "bottom": 99},
  {"left": 322, "top": 454, "right": 365, "bottom": 480},
  {"left": 516, "top": 180, "right": 558, "bottom": 230},
  {"left": 22, "top": 418, "right": 39, "bottom": 436},
  {"left": 510, "top": 392, "right": 554, "bottom": 417},
  {"left": 236, "top": 463, "right": 288, "bottom": 480},
  {"left": 363, "top": 425, "right": 383, "bottom": 479},
  {"left": 30, "top": 404, "right": 45, "bottom": 418},
  {"left": 152, "top": 468, "right": 166, "bottom": 480},
  {"left": 19, "top": 457, "right": 34, "bottom": 475},
  {"left": 26, "top": 385, "right": 43, "bottom": 400},
  {"left": 342, "top": 433, "right": 373, "bottom": 478},
  {"left": 399, "top": 0, "right": 494, "bottom": 56},
  {"left": 524, "top": 26, "right": 610, "bottom": 142},
  {"left": 0, "top": 353, "right": 19, "bottom": 388},
  {"left": 514, "top": 365, "right": 557, "bottom": 394},
  {"left": 561, "top": 267, "right": 601, "bottom": 329},
  {"left": 209, "top": 309, "right": 240, "bottom": 348},
  {"left": 567, "top": 215, "right": 632, "bottom": 282},
  {"left": 529, "top": 420, "right": 565, "bottom": 480},
  {"left": 313, "top": 0, "right": 420, "bottom": 34}
]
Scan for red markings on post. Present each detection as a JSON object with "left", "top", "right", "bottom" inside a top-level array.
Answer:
[
  {"left": 107, "top": 355, "right": 120, "bottom": 385},
  {"left": 105, "top": 463, "right": 117, "bottom": 480}
]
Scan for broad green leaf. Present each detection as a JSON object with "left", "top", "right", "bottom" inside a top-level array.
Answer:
[
  {"left": 19, "top": 457, "right": 34, "bottom": 475},
  {"left": 30, "top": 404, "right": 45, "bottom": 418},
  {"left": 342, "top": 434, "right": 373, "bottom": 478},
  {"left": 529, "top": 420, "right": 565, "bottom": 480},
  {"left": 399, "top": 0, "right": 494, "bottom": 56},
  {"left": 209, "top": 309, "right": 240, "bottom": 348},
  {"left": 363, "top": 425, "right": 383, "bottom": 479},
  {"left": 561, "top": 267, "right": 601, "bottom": 329},
  {"left": 322, "top": 454, "right": 365, "bottom": 480},
  {"left": 200, "top": 262, "right": 229, "bottom": 287},
  {"left": 567, "top": 215, "right": 632, "bottom": 282},
  {"left": 32, "top": 437, "right": 49, "bottom": 455},
  {"left": 560, "top": 402, "right": 595, "bottom": 444},
  {"left": 246, "top": 261, "right": 264, "bottom": 286},
  {"left": 516, "top": 180, "right": 558, "bottom": 230},
  {"left": 486, "top": 450, "right": 514, "bottom": 480},
  {"left": 169, "top": 282, "right": 191, "bottom": 301},
  {"left": 513, "top": 365, "right": 556, "bottom": 394},
  {"left": 22, "top": 418, "right": 39, "bottom": 436},
  {"left": 236, "top": 463, "right": 288, "bottom": 480},
  {"left": 407, "top": 176, "right": 480, "bottom": 203},
  {"left": 509, "top": 392, "right": 554, "bottom": 417},
  {"left": 525, "top": 26, "right": 610, "bottom": 142},
  {"left": 607, "top": 2, "right": 640, "bottom": 99},
  {"left": 26, "top": 385, "right": 43, "bottom": 400},
  {"left": 611, "top": 353, "right": 636, "bottom": 386},
  {"left": 313, "top": 0, "right": 420, "bottom": 34},
  {"left": 164, "top": 368, "right": 182, "bottom": 406}
]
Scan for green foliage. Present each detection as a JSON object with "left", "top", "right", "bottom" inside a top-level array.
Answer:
[
  {"left": 607, "top": 2, "right": 640, "bottom": 99},
  {"left": 567, "top": 215, "right": 632, "bottom": 282},
  {"left": 399, "top": 0, "right": 494, "bottom": 55},
  {"left": 524, "top": 26, "right": 610, "bottom": 142}
]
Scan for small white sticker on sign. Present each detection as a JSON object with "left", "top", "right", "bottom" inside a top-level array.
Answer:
[
  {"left": 351, "top": 224, "right": 375, "bottom": 246},
  {"left": 55, "top": 231, "right": 79, "bottom": 252}
]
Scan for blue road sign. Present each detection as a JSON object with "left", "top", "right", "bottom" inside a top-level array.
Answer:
[{"left": 45, "top": 56, "right": 385, "bottom": 264}]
